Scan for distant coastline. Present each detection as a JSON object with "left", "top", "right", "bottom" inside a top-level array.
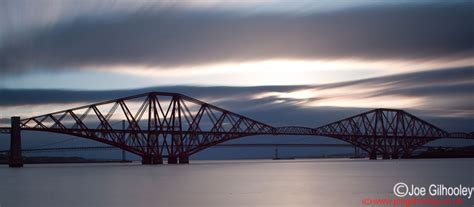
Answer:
[
  {"left": 0, "top": 154, "right": 131, "bottom": 164},
  {"left": 2, "top": 146, "right": 473, "bottom": 165}
]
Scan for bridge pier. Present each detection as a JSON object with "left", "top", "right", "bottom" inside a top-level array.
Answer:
[
  {"left": 168, "top": 156, "right": 178, "bottom": 164},
  {"left": 179, "top": 155, "right": 189, "bottom": 164},
  {"left": 369, "top": 152, "right": 377, "bottom": 160},
  {"left": 400, "top": 149, "right": 413, "bottom": 159},
  {"left": 9, "top": 117, "right": 23, "bottom": 168},
  {"left": 141, "top": 155, "right": 163, "bottom": 165}
]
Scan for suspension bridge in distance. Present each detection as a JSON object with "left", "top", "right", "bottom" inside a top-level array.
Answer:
[{"left": 1, "top": 91, "right": 473, "bottom": 167}]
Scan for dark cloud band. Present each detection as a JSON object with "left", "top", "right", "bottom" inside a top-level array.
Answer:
[
  {"left": 0, "top": 67, "right": 472, "bottom": 131},
  {"left": 1, "top": 2, "right": 473, "bottom": 73},
  {"left": 1, "top": 67, "right": 472, "bottom": 111}
]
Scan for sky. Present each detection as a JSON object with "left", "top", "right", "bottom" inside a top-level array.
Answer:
[{"left": 0, "top": 0, "right": 473, "bottom": 136}]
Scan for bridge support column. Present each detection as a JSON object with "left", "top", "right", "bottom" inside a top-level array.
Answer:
[
  {"left": 400, "top": 149, "right": 412, "bottom": 159},
  {"left": 141, "top": 155, "right": 163, "bottom": 165},
  {"left": 369, "top": 151, "right": 377, "bottom": 160},
  {"left": 9, "top": 117, "right": 23, "bottom": 168},
  {"left": 142, "top": 156, "right": 152, "bottom": 164},
  {"left": 168, "top": 156, "right": 178, "bottom": 164},
  {"left": 179, "top": 155, "right": 189, "bottom": 164}
]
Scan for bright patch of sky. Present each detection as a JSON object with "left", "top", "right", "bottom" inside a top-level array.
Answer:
[{"left": 1, "top": 57, "right": 471, "bottom": 90}]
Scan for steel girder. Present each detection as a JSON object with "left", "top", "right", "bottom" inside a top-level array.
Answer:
[{"left": 11, "top": 92, "right": 473, "bottom": 162}]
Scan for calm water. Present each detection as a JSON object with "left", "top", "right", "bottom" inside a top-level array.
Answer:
[{"left": 0, "top": 159, "right": 473, "bottom": 207}]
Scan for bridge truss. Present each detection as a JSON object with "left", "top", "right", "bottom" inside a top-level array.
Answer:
[{"left": 1, "top": 92, "right": 472, "bottom": 165}]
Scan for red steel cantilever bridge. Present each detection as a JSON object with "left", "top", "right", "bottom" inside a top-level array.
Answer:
[{"left": 1, "top": 92, "right": 473, "bottom": 167}]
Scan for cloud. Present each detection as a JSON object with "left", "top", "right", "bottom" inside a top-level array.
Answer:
[
  {"left": 0, "top": 2, "right": 473, "bottom": 73},
  {"left": 0, "top": 67, "right": 472, "bottom": 121},
  {"left": 0, "top": 67, "right": 473, "bottom": 133},
  {"left": 0, "top": 118, "right": 9, "bottom": 125},
  {"left": 0, "top": 85, "right": 309, "bottom": 106}
]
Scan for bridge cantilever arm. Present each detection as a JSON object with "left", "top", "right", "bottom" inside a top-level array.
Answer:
[{"left": 4, "top": 91, "right": 473, "bottom": 163}]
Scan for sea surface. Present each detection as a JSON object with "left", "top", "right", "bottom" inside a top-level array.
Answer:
[{"left": 0, "top": 158, "right": 473, "bottom": 207}]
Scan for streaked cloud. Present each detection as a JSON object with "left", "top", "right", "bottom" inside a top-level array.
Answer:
[
  {"left": 3, "top": 58, "right": 472, "bottom": 89},
  {"left": 1, "top": 67, "right": 472, "bottom": 123},
  {"left": 0, "top": 0, "right": 472, "bottom": 133},
  {"left": 0, "top": 0, "right": 410, "bottom": 42},
  {"left": 0, "top": 1, "right": 472, "bottom": 73}
]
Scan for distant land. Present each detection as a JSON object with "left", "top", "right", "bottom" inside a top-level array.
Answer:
[
  {"left": 0, "top": 153, "right": 130, "bottom": 164},
  {"left": 414, "top": 146, "right": 474, "bottom": 159},
  {"left": 1, "top": 146, "right": 474, "bottom": 164}
]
